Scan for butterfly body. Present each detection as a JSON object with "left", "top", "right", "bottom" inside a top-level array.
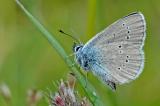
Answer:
[
  {"left": 74, "top": 44, "right": 97, "bottom": 71},
  {"left": 74, "top": 44, "right": 118, "bottom": 90},
  {"left": 73, "top": 12, "right": 146, "bottom": 90}
]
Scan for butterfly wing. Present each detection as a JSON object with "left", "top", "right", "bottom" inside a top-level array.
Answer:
[{"left": 82, "top": 12, "right": 146, "bottom": 84}]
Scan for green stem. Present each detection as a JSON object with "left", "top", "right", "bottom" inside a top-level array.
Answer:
[{"left": 15, "top": 0, "right": 103, "bottom": 105}]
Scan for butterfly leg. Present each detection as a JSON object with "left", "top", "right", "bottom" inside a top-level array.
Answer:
[{"left": 106, "top": 80, "right": 116, "bottom": 91}]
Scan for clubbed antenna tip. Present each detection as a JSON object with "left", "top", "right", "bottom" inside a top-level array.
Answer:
[{"left": 59, "top": 29, "right": 81, "bottom": 43}]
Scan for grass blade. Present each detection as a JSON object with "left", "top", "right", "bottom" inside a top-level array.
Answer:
[{"left": 15, "top": 0, "right": 103, "bottom": 105}]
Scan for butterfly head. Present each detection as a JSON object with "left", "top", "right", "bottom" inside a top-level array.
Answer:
[{"left": 72, "top": 42, "right": 84, "bottom": 53}]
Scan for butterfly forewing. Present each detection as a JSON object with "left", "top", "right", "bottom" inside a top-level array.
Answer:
[{"left": 82, "top": 12, "right": 146, "bottom": 84}]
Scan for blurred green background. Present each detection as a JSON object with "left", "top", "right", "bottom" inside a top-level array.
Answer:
[{"left": 0, "top": 0, "right": 160, "bottom": 106}]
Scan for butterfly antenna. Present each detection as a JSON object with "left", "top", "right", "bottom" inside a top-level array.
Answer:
[
  {"left": 59, "top": 29, "right": 81, "bottom": 43},
  {"left": 70, "top": 28, "right": 82, "bottom": 43}
]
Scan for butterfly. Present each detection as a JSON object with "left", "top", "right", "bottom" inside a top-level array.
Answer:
[{"left": 71, "top": 12, "right": 146, "bottom": 91}]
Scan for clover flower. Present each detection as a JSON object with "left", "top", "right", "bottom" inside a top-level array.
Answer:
[{"left": 48, "top": 73, "right": 92, "bottom": 106}]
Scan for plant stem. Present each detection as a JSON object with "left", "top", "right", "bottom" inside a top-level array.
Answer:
[{"left": 15, "top": 0, "right": 103, "bottom": 105}]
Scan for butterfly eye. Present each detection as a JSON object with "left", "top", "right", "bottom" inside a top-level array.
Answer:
[
  {"left": 75, "top": 46, "right": 81, "bottom": 52},
  {"left": 73, "top": 44, "right": 83, "bottom": 52}
]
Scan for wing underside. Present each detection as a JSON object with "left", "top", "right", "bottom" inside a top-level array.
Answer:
[{"left": 83, "top": 12, "right": 146, "bottom": 84}]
